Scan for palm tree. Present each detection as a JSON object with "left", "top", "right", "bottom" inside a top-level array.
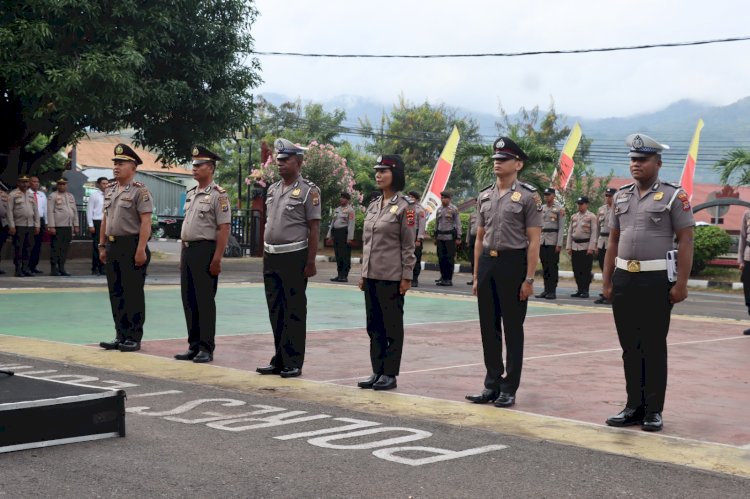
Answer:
[{"left": 716, "top": 149, "right": 750, "bottom": 185}]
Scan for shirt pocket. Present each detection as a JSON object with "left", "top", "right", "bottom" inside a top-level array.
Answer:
[
  {"left": 645, "top": 204, "right": 668, "bottom": 226},
  {"left": 505, "top": 203, "right": 523, "bottom": 215}
]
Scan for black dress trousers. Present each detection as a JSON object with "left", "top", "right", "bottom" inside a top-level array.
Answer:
[
  {"left": 263, "top": 249, "right": 308, "bottom": 369},
  {"left": 50, "top": 226, "right": 72, "bottom": 268},
  {"left": 437, "top": 239, "right": 456, "bottom": 280},
  {"left": 332, "top": 227, "right": 351, "bottom": 277},
  {"left": 476, "top": 249, "right": 528, "bottom": 394},
  {"left": 742, "top": 261, "right": 750, "bottom": 314},
  {"left": 12, "top": 226, "right": 34, "bottom": 266},
  {"left": 571, "top": 250, "right": 593, "bottom": 293},
  {"left": 611, "top": 269, "right": 673, "bottom": 413},
  {"left": 597, "top": 247, "right": 607, "bottom": 272},
  {"left": 412, "top": 244, "right": 423, "bottom": 281},
  {"left": 181, "top": 241, "right": 219, "bottom": 353},
  {"left": 29, "top": 219, "right": 45, "bottom": 270},
  {"left": 539, "top": 244, "right": 559, "bottom": 293},
  {"left": 91, "top": 220, "right": 104, "bottom": 272},
  {"left": 105, "top": 236, "right": 150, "bottom": 342},
  {"left": 363, "top": 278, "right": 405, "bottom": 376}
]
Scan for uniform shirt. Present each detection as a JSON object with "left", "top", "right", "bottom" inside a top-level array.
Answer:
[
  {"left": 181, "top": 183, "right": 231, "bottom": 241},
  {"left": 567, "top": 210, "right": 598, "bottom": 251},
  {"left": 33, "top": 190, "right": 47, "bottom": 222},
  {"left": 361, "top": 194, "right": 416, "bottom": 281},
  {"left": 435, "top": 204, "right": 462, "bottom": 240},
  {"left": 0, "top": 191, "right": 8, "bottom": 227},
  {"left": 103, "top": 181, "right": 154, "bottom": 236},
  {"left": 264, "top": 176, "right": 321, "bottom": 245},
  {"left": 540, "top": 202, "right": 565, "bottom": 247},
  {"left": 326, "top": 204, "right": 356, "bottom": 240},
  {"left": 738, "top": 210, "right": 750, "bottom": 263},
  {"left": 87, "top": 189, "right": 105, "bottom": 227},
  {"left": 596, "top": 203, "right": 613, "bottom": 250},
  {"left": 414, "top": 203, "right": 427, "bottom": 241},
  {"left": 610, "top": 180, "right": 695, "bottom": 261},
  {"left": 7, "top": 188, "right": 40, "bottom": 229},
  {"left": 47, "top": 191, "right": 79, "bottom": 228},
  {"left": 468, "top": 211, "right": 478, "bottom": 238},
  {"left": 477, "top": 181, "right": 543, "bottom": 250}
]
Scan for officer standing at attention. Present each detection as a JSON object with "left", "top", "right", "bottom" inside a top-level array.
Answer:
[
  {"left": 87, "top": 177, "right": 109, "bottom": 275},
  {"left": 603, "top": 133, "right": 694, "bottom": 432},
  {"left": 594, "top": 187, "right": 616, "bottom": 304},
  {"left": 466, "top": 210, "right": 479, "bottom": 285},
  {"left": 465, "top": 137, "right": 542, "bottom": 408},
  {"left": 434, "top": 191, "right": 461, "bottom": 286},
  {"left": 98, "top": 144, "right": 153, "bottom": 353},
  {"left": 357, "top": 155, "right": 416, "bottom": 391},
  {"left": 28, "top": 176, "right": 47, "bottom": 274},
  {"left": 47, "top": 178, "right": 79, "bottom": 276},
  {"left": 0, "top": 186, "right": 9, "bottom": 274},
  {"left": 173, "top": 146, "right": 230, "bottom": 364},
  {"left": 256, "top": 138, "right": 321, "bottom": 378},
  {"left": 325, "top": 192, "right": 355, "bottom": 282},
  {"left": 7, "top": 175, "right": 40, "bottom": 277},
  {"left": 535, "top": 187, "right": 565, "bottom": 299},
  {"left": 567, "top": 196, "right": 597, "bottom": 298},
  {"left": 737, "top": 209, "right": 750, "bottom": 335},
  {"left": 407, "top": 191, "right": 426, "bottom": 287}
]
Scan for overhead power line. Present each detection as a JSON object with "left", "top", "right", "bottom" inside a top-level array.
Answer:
[{"left": 255, "top": 35, "right": 750, "bottom": 59}]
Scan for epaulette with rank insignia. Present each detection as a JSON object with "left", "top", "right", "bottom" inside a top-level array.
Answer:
[
  {"left": 402, "top": 194, "right": 415, "bottom": 204},
  {"left": 662, "top": 181, "right": 681, "bottom": 189},
  {"left": 133, "top": 181, "right": 145, "bottom": 188},
  {"left": 215, "top": 185, "right": 226, "bottom": 193},
  {"left": 303, "top": 179, "right": 317, "bottom": 187},
  {"left": 480, "top": 183, "right": 494, "bottom": 192},
  {"left": 618, "top": 183, "right": 634, "bottom": 190},
  {"left": 520, "top": 182, "right": 537, "bottom": 192},
  {"left": 187, "top": 186, "right": 197, "bottom": 193}
]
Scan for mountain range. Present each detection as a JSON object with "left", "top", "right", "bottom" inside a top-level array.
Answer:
[{"left": 260, "top": 92, "right": 750, "bottom": 183}]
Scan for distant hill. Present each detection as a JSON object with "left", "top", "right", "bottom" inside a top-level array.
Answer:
[{"left": 259, "top": 93, "right": 750, "bottom": 184}]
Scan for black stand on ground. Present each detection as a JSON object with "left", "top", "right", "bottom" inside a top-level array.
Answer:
[{"left": 0, "top": 370, "right": 14, "bottom": 376}]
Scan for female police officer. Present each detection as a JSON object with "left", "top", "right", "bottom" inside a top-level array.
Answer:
[{"left": 357, "top": 155, "right": 416, "bottom": 391}]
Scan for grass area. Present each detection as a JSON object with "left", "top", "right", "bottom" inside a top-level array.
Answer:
[{"left": 693, "top": 265, "right": 741, "bottom": 282}]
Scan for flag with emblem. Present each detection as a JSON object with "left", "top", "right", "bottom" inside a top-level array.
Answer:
[
  {"left": 553, "top": 122, "right": 582, "bottom": 191},
  {"left": 678, "top": 119, "right": 704, "bottom": 201},
  {"left": 421, "top": 126, "right": 460, "bottom": 223}
]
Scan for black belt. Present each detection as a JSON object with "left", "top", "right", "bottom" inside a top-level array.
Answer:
[
  {"left": 483, "top": 248, "right": 525, "bottom": 257},
  {"left": 542, "top": 228, "right": 558, "bottom": 233},
  {"left": 436, "top": 230, "right": 455, "bottom": 235},
  {"left": 183, "top": 240, "right": 215, "bottom": 248},
  {"left": 106, "top": 235, "right": 138, "bottom": 243},
  {"left": 600, "top": 233, "right": 609, "bottom": 237},
  {"left": 573, "top": 238, "right": 590, "bottom": 243}
]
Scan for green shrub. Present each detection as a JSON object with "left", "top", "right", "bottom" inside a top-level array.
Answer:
[{"left": 692, "top": 225, "right": 732, "bottom": 275}]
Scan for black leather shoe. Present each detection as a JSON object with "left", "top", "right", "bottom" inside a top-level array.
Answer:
[
  {"left": 465, "top": 389, "right": 499, "bottom": 404},
  {"left": 466, "top": 280, "right": 474, "bottom": 286},
  {"left": 372, "top": 375, "right": 397, "bottom": 390},
  {"left": 22, "top": 268, "right": 33, "bottom": 277},
  {"left": 642, "top": 412, "right": 663, "bottom": 432},
  {"left": 330, "top": 276, "right": 341, "bottom": 281},
  {"left": 412, "top": 279, "right": 418, "bottom": 287},
  {"left": 594, "top": 297, "right": 609, "bottom": 304},
  {"left": 605, "top": 407, "right": 644, "bottom": 427},
  {"left": 279, "top": 367, "right": 302, "bottom": 378},
  {"left": 535, "top": 291, "right": 548, "bottom": 298},
  {"left": 193, "top": 350, "right": 213, "bottom": 363},
  {"left": 117, "top": 340, "right": 141, "bottom": 352},
  {"left": 99, "top": 269, "right": 107, "bottom": 276},
  {"left": 545, "top": 293, "right": 557, "bottom": 299},
  {"left": 579, "top": 292, "right": 589, "bottom": 298},
  {"left": 0, "top": 269, "right": 5, "bottom": 274},
  {"left": 743, "top": 328, "right": 750, "bottom": 335},
  {"left": 338, "top": 276, "right": 348, "bottom": 282},
  {"left": 357, "top": 373, "right": 381, "bottom": 389},
  {"left": 174, "top": 349, "right": 198, "bottom": 360},
  {"left": 436, "top": 280, "right": 453, "bottom": 286},
  {"left": 50, "top": 269, "right": 62, "bottom": 276},
  {"left": 59, "top": 270, "right": 71, "bottom": 277},
  {"left": 99, "top": 339, "right": 121, "bottom": 350},
  {"left": 256, "top": 364, "right": 282, "bottom": 375},
  {"left": 31, "top": 268, "right": 43, "bottom": 274},
  {"left": 494, "top": 392, "right": 516, "bottom": 407},
  {"left": 570, "top": 291, "right": 583, "bottom": 297}
]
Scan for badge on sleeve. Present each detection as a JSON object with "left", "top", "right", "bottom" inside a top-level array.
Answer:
[
  {"left": 532, "top": 192, "right": 542, "bottom": 211},
  {"left": 406, "top": 208, "right": 415, "bottom": 226},
  {"left": 311, "top": 191, "right": 320, "bottom": 206},
  {"left": 511, "top": 192, "right": 522, "bottom": 202},
  {"left": 677, "top": 192, "right": 691, "bottom": 211},
  {"left": 220, "top": 196, "right": 229, "bottom": 212},
  {"left": 654, "top": 192, "right": 664, "bottom": 201}
]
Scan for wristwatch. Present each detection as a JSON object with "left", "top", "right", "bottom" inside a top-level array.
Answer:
[
  {"left": 98, "top": 244, "right": 106, "bottom": 248},
  {"left": 525, "top": 277, "right": 535, "bottom": 285}
]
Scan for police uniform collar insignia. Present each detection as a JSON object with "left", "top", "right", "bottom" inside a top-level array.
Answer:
[
  {"left": 652, "top": 182, "right": 659, "bottom": 191},
  {"left": 204, "top": 185, "right": 212, "bottom": 193},
  {"left": 389, "top": 194, "right": 398, "bottom": 203}
]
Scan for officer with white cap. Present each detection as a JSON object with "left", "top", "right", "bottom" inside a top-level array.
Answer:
[
  {"left": 256, "top": 138, "right": 321, "bottom": 378},
  {"left": 602, "top": 133, "right": 694, "bottom": 432}
]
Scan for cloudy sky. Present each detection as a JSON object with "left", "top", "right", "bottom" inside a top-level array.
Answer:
[{"left": 250, "top": 0, "right": 749, "bottom": 119}]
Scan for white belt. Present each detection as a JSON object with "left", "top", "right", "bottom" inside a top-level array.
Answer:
[
  {"left": 264, "top": 240, "right": 308, "bottom": 254},
  {"left": 615, "top": 257, "right": 667, "bottom": 272}
]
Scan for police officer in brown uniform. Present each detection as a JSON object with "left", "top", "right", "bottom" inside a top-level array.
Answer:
[
  {"left": 603, "top": 133, "right": 694, "bottom": 432},
  {"left": 7, "top": 175, "right": 40, "bottom": 277},
  {"left": 594, "top": 188, "right": 616, "bottom": 304},
  {"left": 465, "top": 137, "right": 542, "bottom": 408},
  {"left": 174, "top": 146, "right": 231, "bottom": 364},
  {"left": 357, "top": 155, "right": 416, "bottom": 391},
  {"left": 326, "top": 192, "right": 356, "bottom": 282},
  {"left": 98, "top": 144, "right": 154, "bottom": 352},
  {"left": 434, "top": 192, "right": 461, "bottom": 286},
  {"left": 466, "top": 210, "right": 479, "bottom": 285},
  {"left": 407, "top": 191, "right": 426, "bottom": 287},
  {"left": 256, "top": 138, "right": 321, "bottom": 378},
  {"left": 737, "top": 209, "right": 750, "bottom": 335},
  {"left": 0, "top": 187, "right": 9, "bottom": 274},
  {"left": 47, "top": 178, "right": 79, "bottom": 276},
  {"left": 536, "top": 187, "right": 565, "bottom": 299},
  {"left": 567, "top": 196, "right": 598, "bottom": 298}
]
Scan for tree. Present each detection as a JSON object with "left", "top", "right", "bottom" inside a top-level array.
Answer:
[
  {"left": 715, "top": 149, "right": 750, "bottom": 185},
  {"left": 0, "top": 0, "right": 261, "bottom": 185}
]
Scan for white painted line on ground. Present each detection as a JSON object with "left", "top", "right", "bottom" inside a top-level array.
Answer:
[{"left": 129, "top": 390, "right": 183, "bottom": 398}]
